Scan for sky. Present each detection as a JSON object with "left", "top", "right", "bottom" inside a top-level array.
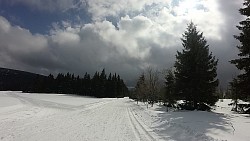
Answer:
[{"left": 0, "top": 0, "right": 244, "bottom": 88}]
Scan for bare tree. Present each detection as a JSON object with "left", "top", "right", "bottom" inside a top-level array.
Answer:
[
  {"left": 135, "top": 73, "right": 147, "bottom": 104},
  {"left": 145, "top": 67, "right": 160, "bottom": 107}
]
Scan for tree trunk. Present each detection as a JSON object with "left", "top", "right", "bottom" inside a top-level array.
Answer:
[{"left": 194, "top": 100, "right": 198, "bottom": 110}]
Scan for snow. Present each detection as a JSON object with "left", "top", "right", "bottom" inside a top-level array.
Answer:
[
  {"left": 134, "top": 99, "right": 250, "bottom": 141},
  {"left": 0, "top": 91, "right": 249, "bottom": 141}
]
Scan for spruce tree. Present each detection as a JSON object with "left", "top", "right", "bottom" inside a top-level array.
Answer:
[
  {"left": 175, "top": 22, "right": 218, "bottom": 110},
  {"left": 112, "top": 73, "right": 118, "bottom": 97},
  {"left": 99, "top": 69, "right": 107, "bottom": 97},
  {"left": 231, "top": 0, "right": 250, "bottom": 101},
  {"left": 229, "top": 78, "right": 241, "bottom": 111},
  {"left": 56, "top": 73, "right": 64, "bottom": 93},
  {"left": 92, "top": 72, "right": 100, "bottom": 97},
  {"left": 105, "top": 73, "right": 113, "bottom": 97},
  {"left": 46, "top": 74, "right": 55, "bottom": 93},
  {"left": 117, "top": 75, "right": 122, "bottom": 97},
  {"left": 164, "top": 69, "right": 176, "bottom": 110},
  {"left": 83, "top": 72, "right": 91, "bottom": 96}
]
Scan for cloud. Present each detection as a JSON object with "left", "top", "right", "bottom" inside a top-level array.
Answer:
[
  {"left": 0, "top": 16, "right": 62, "bottom": 74},
  {"left": 209, "top": 0, "right": 243, "bottom": 86},
  {"left": 86, "top": 0, "right": 169, "bottom": 21},
  {"left": 0, "top": 14, "right": 176, "bottom": 85},
  {"left": 0, "top": 0, "right": 245, "bottom": 88}
]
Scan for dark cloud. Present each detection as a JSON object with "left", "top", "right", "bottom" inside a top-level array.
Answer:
[
  {"left": 0, "top": 0, "right": 245, "bottom": 89},
  {"left": 208, "top": 0, "right": 243, "bottom": 88}
]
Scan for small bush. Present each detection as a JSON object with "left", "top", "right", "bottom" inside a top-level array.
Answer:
[
  {"left": 197, "top": 103, "right": 211, "bottom": 111},
  {"left": 178, "top": 102, "right": 211, "bottom": 111},
  {"left": 178, "top": 102, "right": 195, "bottom": 111}
]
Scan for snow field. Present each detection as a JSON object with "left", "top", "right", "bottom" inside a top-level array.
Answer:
[
  {"left": 0, "top": 91, "right": 158, "bottom": 141},
  {"left": 0, "top": 91, "right": 250, "bottom": 141}
]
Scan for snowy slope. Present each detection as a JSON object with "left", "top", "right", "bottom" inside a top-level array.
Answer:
[
  {"left": 0, "top": 91, "right": 249, "bottom": 141},
  {"left": 0, "top": 91, "right": 160, "bottom": 141}
]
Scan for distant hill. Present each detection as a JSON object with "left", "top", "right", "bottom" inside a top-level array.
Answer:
[{"left": 0, "top": 67, "right": 46, "bottom": 91}]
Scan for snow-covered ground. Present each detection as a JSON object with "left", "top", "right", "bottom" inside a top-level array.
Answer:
[
  {"left": 134, "top": 99, "right": 250, "bottom": 141},
  {"left": 0, "top": 91, "right": 249, "bottom": 141}
]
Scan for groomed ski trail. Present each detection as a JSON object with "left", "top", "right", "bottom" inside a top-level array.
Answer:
[{"left": 0, "top": 92, "right": 160, "bottom": 141}]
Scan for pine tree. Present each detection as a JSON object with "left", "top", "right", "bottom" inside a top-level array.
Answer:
[
  {"left": 229, "top": 78, "right": 241, "bottom": 111},
  {"left": 99, "top": 69, "right": 107, "bottom": 98},
  {"left": 117, "top": 75, "right": 122, "bottom": 97},
  {"left": 119, "top": 79, "right": 128, "bottom": 98},
  {"left": 92, "top": 72, "right": 100, "bottom": 97},
  {"left": 231, "top": 0, "right": 250, "bottom": 101},
  {"left": 46, "top": 74, "right": 55, "bottom": 93},
  {"left": 75, "top": 75, "right": 81, "bottom": 95},
  {"left": 83, "top": 72, "right": 91, "bottom": 96},
  {"left": 175, "top": 22, "right": 219, "bottom": 110},
  {"left": 105, "top": 73, "right": 113, "bottom": 97},
  {"left": 112, "top": 73, "right": 118, "bottom": 97},
  {"left": 56, "top": 73, "right": 64, "bottom": 93},
  {"left": 164, "top": 69, "right": 176, "bottom": 111}
]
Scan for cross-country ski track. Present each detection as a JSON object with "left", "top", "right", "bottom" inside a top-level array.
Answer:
[{"left": 0, "top": 91, "right": 161, "bottom": 141}]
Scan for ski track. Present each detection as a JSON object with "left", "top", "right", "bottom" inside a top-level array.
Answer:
[
  {"left": 127, "top": 107, "right": 157, "bottom": 141},
  {"left": 0, "top": 92, "right": 159, "bottom": 141}
]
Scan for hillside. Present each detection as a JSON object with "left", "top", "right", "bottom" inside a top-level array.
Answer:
[{"left": 0, "top": 67, "right": 46, "bottom": 91}]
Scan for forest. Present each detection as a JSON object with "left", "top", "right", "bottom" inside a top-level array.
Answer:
[{"left": 0, "top": 68, "right": 128, "bottom": 98}]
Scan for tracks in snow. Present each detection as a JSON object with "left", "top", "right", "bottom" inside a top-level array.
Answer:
[
  {"left": 0, "top": 93, "right": 160, "bottom": 141},
  {"left": 127, "top": 107, "right": 158, "bottom": 141}
]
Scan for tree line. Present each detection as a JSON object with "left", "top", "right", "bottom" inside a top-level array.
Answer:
[
  {"left": 26, "top": 69, "right": 128, "bottom": 98},
  {"left": 133, "top": 0, "right": 250, "bottom": 113}
]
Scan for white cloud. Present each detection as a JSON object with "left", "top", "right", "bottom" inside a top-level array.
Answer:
[
  {"left": 0, "top": 16, "right": 10, "bottom": 33},
  {"left": 0, "top": 16, "right": 53, "bottom": 74},
  {"left": 86, "top": 0, "right": 169, "bottom": 21},
  {"left": 52, "top": 31, "right": 80, "bottom": 46},
  {"left": 0, "top": 0, "right": 243, "bottom": 87},
  {"left": 0, "top": 17, "right": 48, "bottom": 53},
  {"left": 84, "top": 0, "right": 225, "bottom": 43}
]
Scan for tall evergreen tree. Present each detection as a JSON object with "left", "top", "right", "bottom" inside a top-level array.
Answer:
[
  {"left": 117, "top": 75, "right": 122, "bottom": 97},
  {"left": 99, "top": 69, "right": 107, "bottom": 97},
  {"left": 75, "top": 75, "right": 81, "bottom": 94},
  {"left": 112, "top": 73, "right": 118, "bottom": 97},
  {"left": 83, "top": 72, "right": 91, "bottom": 96},
  {"left": 46, "top": 74, "right": 55, "bottom": 93},
  {"left": 55, "top": 73, "right": 64, "bottom": 93},
  {"left": 105, "top": 73, "right": 113, "bottom": 97},
  {"left": 229, "top": 78, "right": 242, "bottom": 111},
  {"left": 91, "top": 72, "right": 100, "bottom": 97},
  {"left": 231, "top": 0, "right": 250, "bottom": 101},
  {"left": 164, "top": 69, "right": 176, "bottom": 110},
  {"left": 175, "top": 22, "right": 218, "bottom": 109}
]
